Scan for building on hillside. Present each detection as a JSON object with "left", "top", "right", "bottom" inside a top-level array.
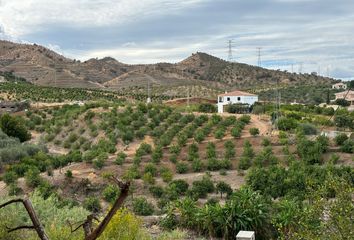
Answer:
[
  {"left": 0, "top": 101, "right": 29, "bottom": 114},
  {"left": 0, "top": 76, "right": 5, "bottom": 83},
  {"left": 332, "top": 82, "right": 347, "bottom": 90},
  {"left": 334, "top": 90, "right": 354, "bottom": 106},
  {"left": 217, "top": 90, "right": 258, "bottom": 113}
]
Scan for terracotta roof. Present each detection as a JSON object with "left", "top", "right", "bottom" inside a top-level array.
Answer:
[{"left": 218, "top": 90, "right": 257, "bottom": 97}]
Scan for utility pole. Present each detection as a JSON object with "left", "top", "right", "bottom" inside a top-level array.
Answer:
[
  {"left": 291, "top": 64, "right": 294, "bottom": 73},
  {"left": 227, "top": 39, "right": 234, "bottom": 62},
  {"left": 298, "top": 62, "right": 303, "bottom": 74},
  {"left": 257, "top": 47, "right": 262, "bottom": 67},
  {"left": 147, "top": 66, "right": 152, "bottom": 104}
]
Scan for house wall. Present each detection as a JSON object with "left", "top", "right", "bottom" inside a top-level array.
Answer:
[
  {"left": 332, "top": 84, "right": 347, "bottom": 90},
  {"left": 217, "top": 95, "right": 258, "bottom": 113}
]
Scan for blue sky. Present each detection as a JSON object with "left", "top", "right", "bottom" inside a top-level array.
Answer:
[{"left": 0, "top": 0, "right": 353, "bottom": 79}]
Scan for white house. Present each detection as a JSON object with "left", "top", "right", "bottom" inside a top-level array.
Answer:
[
  {"left": 217, "top": 90, "right": 258, "bottom": 113},
  {"left": 332, "top": 83, "right": 347, "bottom": 90},
  {"left": 0, "top": 76, "right": 5, "bottom": 83}
]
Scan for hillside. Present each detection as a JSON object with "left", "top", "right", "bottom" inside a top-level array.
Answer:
[{"left": 0, "top": 41, "right": 335, "bottom": 95}]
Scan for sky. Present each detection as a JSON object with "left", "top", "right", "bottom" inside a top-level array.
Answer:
[{"left": 0, "top": 0, "right": 353, "bottom": 80}]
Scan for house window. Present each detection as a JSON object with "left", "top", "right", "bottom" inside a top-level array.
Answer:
[
  {"left": 227, "top": 97, "right": 230, "bottom": 101},
  {"left": 237, "top": 97, "right": 241, "bottom": 101},
  {"left": 219, "top": 97, "right": 223, "bottom": 102}
]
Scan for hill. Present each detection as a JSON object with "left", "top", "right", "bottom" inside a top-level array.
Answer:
[{"left": 0, "top": 40, "right": 335, "bottom": 96}]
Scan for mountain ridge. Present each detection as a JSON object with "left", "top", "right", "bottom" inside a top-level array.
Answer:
[{"left": 0, "top": 40, "right": 335, "bottom": 94}]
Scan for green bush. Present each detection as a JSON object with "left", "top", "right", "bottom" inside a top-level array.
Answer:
[
  {"left": 103, "top": 184, "right": 120, "bottom": 203},
  {"left": 335, "top": 133, "right": 348, "bottom": 146},
  {"left": 249, "top": 128, "right": 260, "bottom": 136},
  {"left": 132, "top": 197, "right": 154, "bottom": 216},
  {"left": 83, "top": 196, "right": 101, "bottom": 212},
  {"left": 277, "top": 117, "right": 297, "bottom": 131},
  {"left": 0, "top": 114, "right": 31, "bottom": 142},
  {"left": 198, "top": 103, "right": 217, "bottom": 113},
  {"left": 340, "top": 139, "right": 354, "bottom": 153},
  {"left": 176, "top": 162, "right": 189, "bottom": 174},
  {"left": 298, "top": 123, "right": 317, "bottom": 135}
]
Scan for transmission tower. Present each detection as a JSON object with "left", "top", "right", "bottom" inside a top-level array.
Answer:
[
  {"left": 257, "top": 47, "right": 262, "bottom": 67},
  {"left": 227, "top": 39, "right": 234, "bottom": 62},
  {"left": 298, "top": 62, "right": 303, "bottom": 74}
]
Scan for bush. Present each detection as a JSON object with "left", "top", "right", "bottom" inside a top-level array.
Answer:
[
  {"left": 133, "top": 197, "right": 154, "bottom": 216},
  {"left": 103, "top": 184, "right": 120, "bottom": 203},
  {"left": 65, "top": 170, "right": 73, "bottom": 179},
  {"left": 176, "top": 162, "right": 189, "bottom": 174},
  {"left": 192, "top": 159, "right": 204, "bottom": 172},
  {"left": 149, "top": 185, "right": 164, "bottom": 198},
  {"left": 198, "top": 103, "right": 217, "bottom": 113},
  {"left": 231, "top": 127, "right": 241, "bottom": 138},
  {"left": 277, "top": 117, "right": 297, "bottom": 131},
  {"left": 144, "top": 163, "right": 157, "bottom": 176},
  {"left": 249, "top": 128, "right": 260, "bottom": 136},
  {"left": 142, "top": 172, "right": 155, "bottom": 185},
  {"left": 190, "top": 175, "right": 214, "bottom": 199},
  {"left": 216, "top": 181, "right": 233, "bottom": 198},
  {"left": 340, "top": 139, "right": 354, "bottom": 153},
  {"left": 84, "top": 196, "right": 101, "bottom": 212},
  {"left": 299, "top": 123, "right": 318, "bottom": 135},
  {"left": 239, "top": 115, "right": 251, "bottom": 124},
  {"left": 335, "top": 133, "right": 348, "bottom": 146},
  {"left": 0, "top": 114, "right": 31, "bottom": 142},
  {"left": 262, "top": 138, "right": 271, "bottom": 147},
  {"left": 194, "top": 129, "right": 206, "bottom": 143},
  {"left": 115, "top": 152, "right": 127, "bottom": 165},
  {"left": 160, "top": 168, "right": 173, "bottom": 183},
  {"left": 169, "top": 179, "right": 189, "bottom": 194},
  {"left": 25, "top": 168, "right": 42, "bottom": 188}
]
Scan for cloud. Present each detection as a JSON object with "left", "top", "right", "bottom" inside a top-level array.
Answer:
[
  {"left": 0, "top": 0, "right": 205, "bottom": 37},
  {"left": 0, "top": 0, "right": 353, "bottom": 79}
]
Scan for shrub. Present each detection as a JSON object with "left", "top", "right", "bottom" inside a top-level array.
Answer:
[
  {"left": 335, "top": 133, "right": 348, "bottom": 146},
  {"left": 298, "top": 123, "right": 317, "bottom": 135},
  {"left": 340, "top": 139, "right": 354, "bottom": 153},
  {"left": 262, "top": 138, "right": 271, "bottom": 146},
  {"left": 194, "top": 129, "right": 206, "bottom": 143},
  {"left": 176, "top": 162, "right": 189, "bottom": 174},
  {"left": 103, "top": 184, "right": 120, "bottom": 203},
  {"left": 206, "top": 142, "right": 216, "bottom": 158},
  {"left": 144, "top": 163, "right": 157, "bottom": 177},
  {"left": 169, "top": 179, "right": 189, "bottom": 194},
  {"left": 249, "top": 128, "right": 260, "bottom": 136},
  {"left": 84, "top": 196, "right": 101, "bottom": 212},
  {"left": 0, "top": 114, "right": 31, "bottom": 142},
  {"left": 160, "top": 168, "right": 173, "bottom": 183},
  {"left": 231, "top": 127, "right": 241, "bottom": 138},
  {"left": 239, "top": 115, "right": 251, "bottom": 124},
  {"left": 198, "top": 103, "right": 217, "bottom": 113},
  {"left": 149, "top": 185, "right": 164, "bottom": 198},
  {"left": 216, "top": 181, "right": 233, "bottom": 198},
  {"left": 142, "top": 172, "right": 155, "bottom": 185},
  {"left": 65, "top": 170, "right": 73, "bottom": 179},
  {"left": 115, "top": 152, "right": 127, "bottom": 165},
  {"left": 25, "top": 168, "right": 42, "bottom": 188},
  {"left": 190, "top": 175, "right": 214, "bottom": 199},
  {"left": 133, "top": 197, "right": 154, "bottom": 216},
  {"left": 214, "top": 128, "right": 225, "bottom": 140},
  {"left": 187, "top": 143, "right": 199, "bottom": 161},
  {"left": 192, "top": 159, "right": 204, "bottom": 172},
  {"left": 277, "top": 117, "right": 297, "bottom": 131}
]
